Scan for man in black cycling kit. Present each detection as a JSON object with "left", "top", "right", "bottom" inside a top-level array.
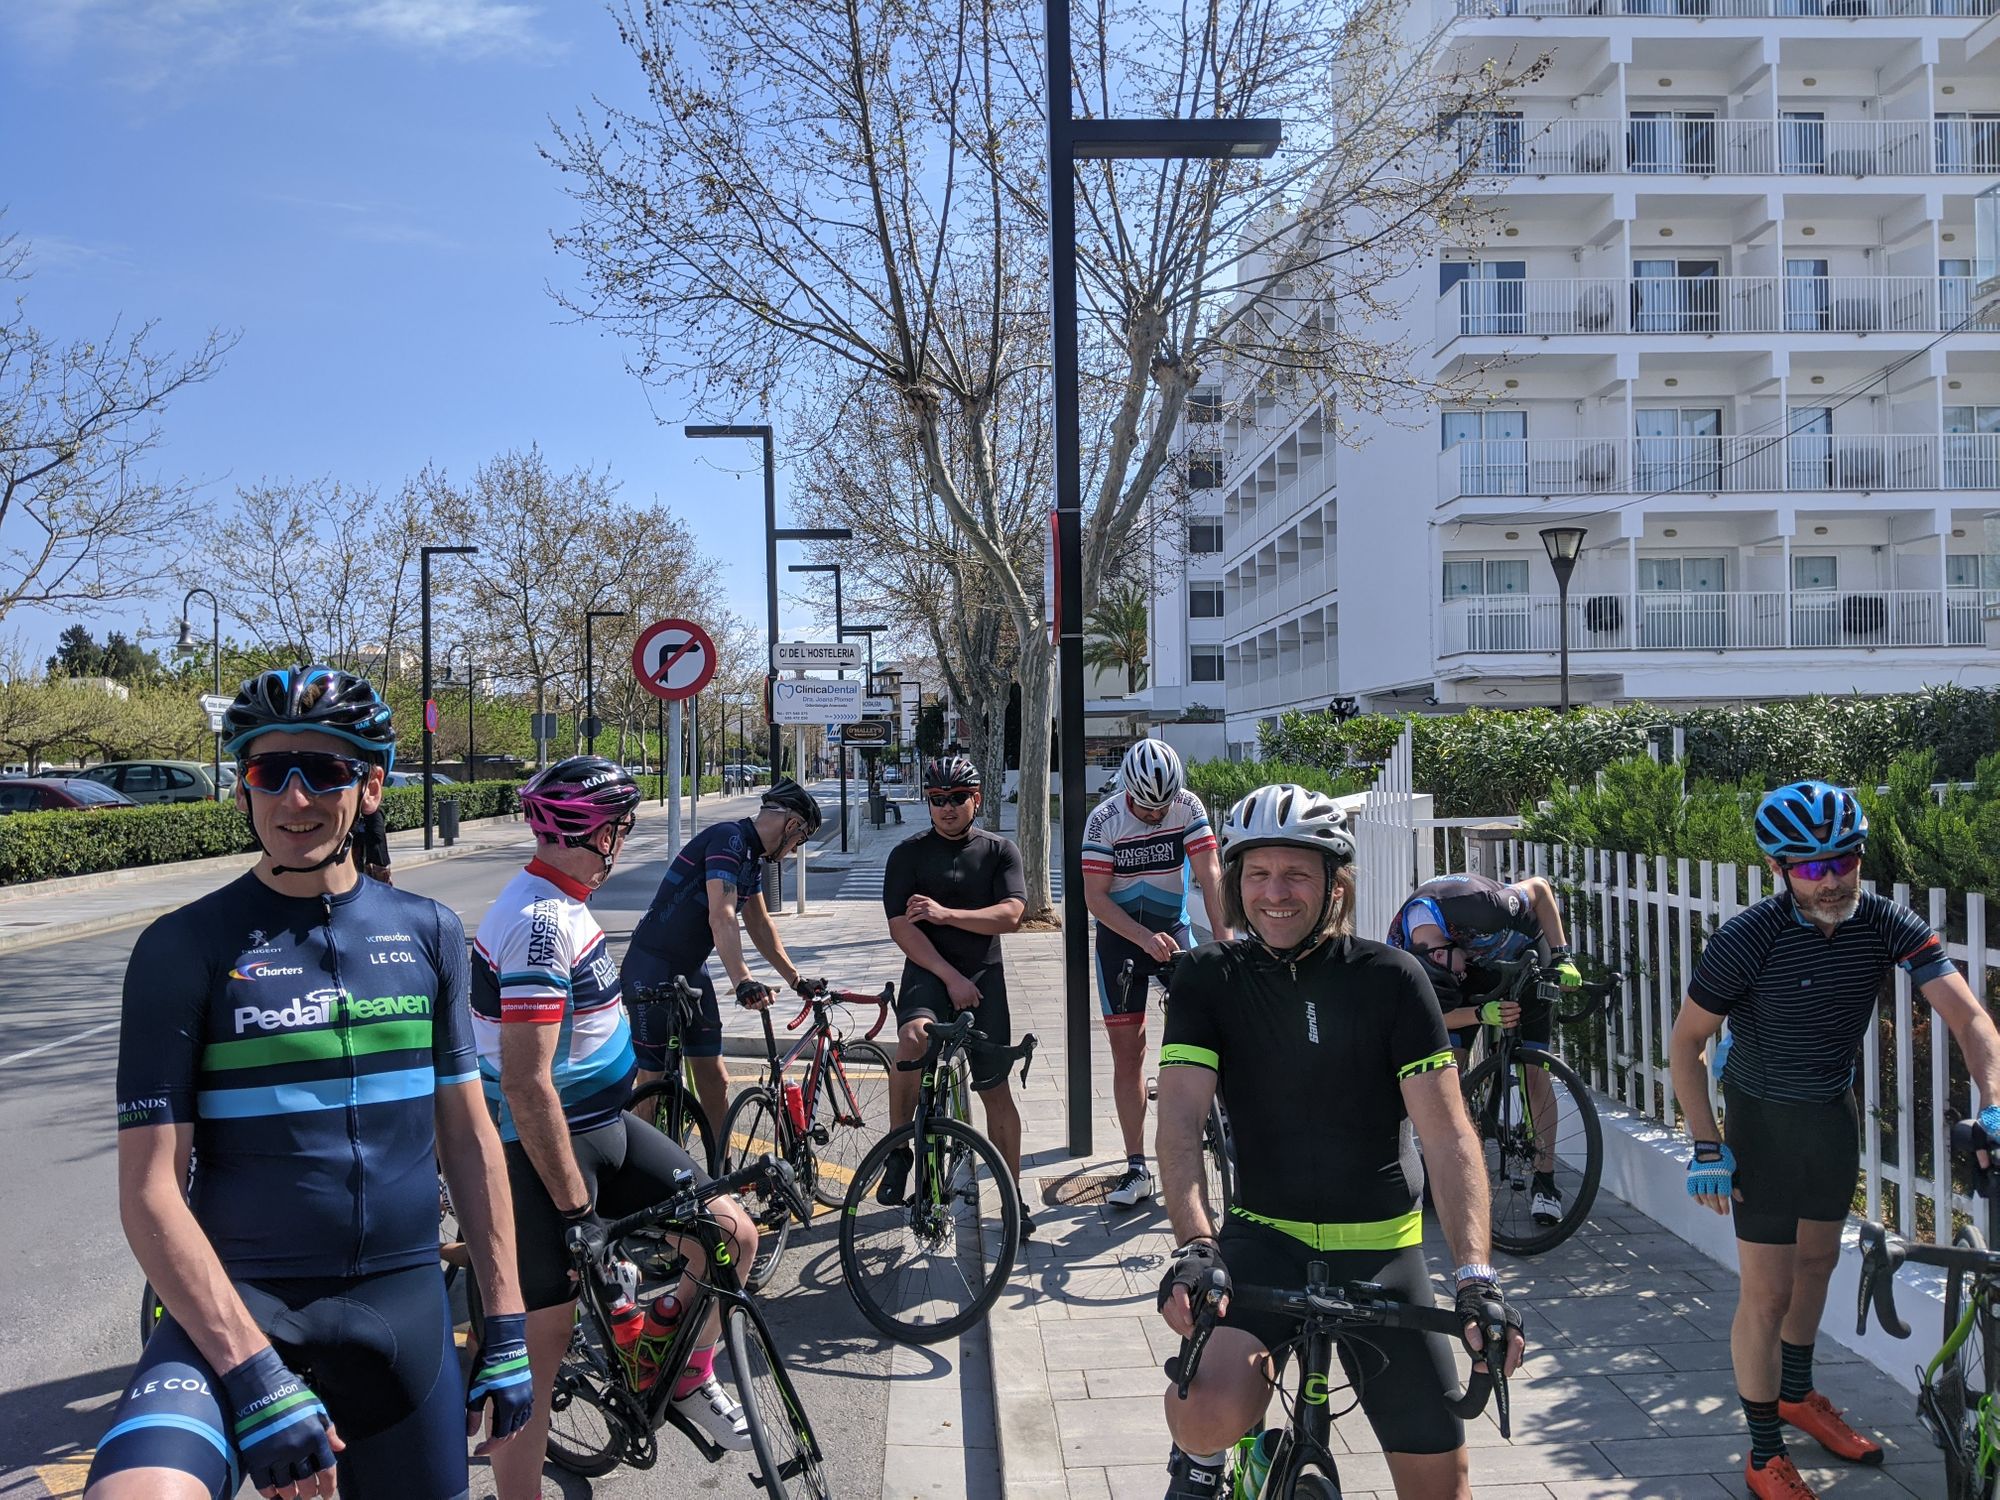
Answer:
[
  {"left": 1670, "top": 781, "right": 2000, "bottom": 1500},
  {"left": 621, "top": 779, "right": 821, "bottom": 1137},
  {"left": 1155, "top": 784, "right": 1523, "bottom": 1500},
  {"left": 1387, "top": 871, "right": 1583, "bottom": 1226},
  {"left": 89, "top": 667, "right": 531, "bottom": 1500}
]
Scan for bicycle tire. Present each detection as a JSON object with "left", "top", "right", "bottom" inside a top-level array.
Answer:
[
  {"left": 1462, "top": 1044, "right": 1601, "bottom": 1255},
  {"left": 726, "top": 1301, "right": 829, "bottom": 1500},
  {"left": 1937, "top": 1224, "right": 1996, "bottom": 1498},
  {"left": 838, "top": 1118, "right": 1020, "bottom": 1344},
  {"left": 812, "top": 1038, "right": 893, "bottom": 1209},
  {"left": 1286, "top": 1470, "right": 1341, "bottom": 1500},
  {"left": 1204, "top": 1098, "right": 1237, "bottom": 1218},
  {"left": 628, "top": 1076, "right": 719, "bottom": 1175},
  {"left": 138, "top": 1283, "right": 166, "bottom": 1348},
  {"left": 468, "top": 1261, "right": 627, "bottom": 1477},
  {"left": 721, "top": 1086, "right": 794, "bottom": 1291}
]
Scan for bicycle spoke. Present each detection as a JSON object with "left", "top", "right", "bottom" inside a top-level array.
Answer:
[
  {"left": 812, "top": 1039, "right": 892, "bottom": 1209},
  {"left": 1466, "top": 1049, "right": 1600, "bottom": 1254}
]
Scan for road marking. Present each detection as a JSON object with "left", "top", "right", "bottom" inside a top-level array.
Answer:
[
  {"left": 0, "top": 1020, "right": 116, "bottom": 1067},
  {"left": 37, "top": 1458, "right": 92, "bottom": 1496},
  {"left": 726, "top": 1130, "right": 856, "bottom": 1187}
]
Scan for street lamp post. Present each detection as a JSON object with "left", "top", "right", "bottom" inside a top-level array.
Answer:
[
  {"left": 583, "top": 609, "right": 628, "bottom": 754},
  {"left": 176, "top": 588, "right": 222, "bottom": 800},
  {"left": 1047, "top": 25, "right": 1281, "bottom": 1154},
  {"left": 420, "top": 544, "right": 476, "bottom": 849},
  {"left": 1540, "top": 527, "right": 1587, "bottom": 712},
  {"left": 444, "top": 643, "right": 476, "bottom": 783},
  {"left": 790, "top": 562, "right": 850, "bottom": 851}
]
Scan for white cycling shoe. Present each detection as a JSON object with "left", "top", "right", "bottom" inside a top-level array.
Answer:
[
  {"left": 1531, "top": 1177, "right": 1564, "bottom": 1226},
  {"left": 1108, "top": 1164, "right": 1155, "bottom": 1208},
  {"left": 673, "top": 1372, "right": 753, "bottom": 1451}
]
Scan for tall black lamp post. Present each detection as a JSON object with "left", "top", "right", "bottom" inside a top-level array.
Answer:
[
  {"left": 444, "top": 643, "right": 477, "bottom": 782},
  {"left": 1048, "top": 19, "right": 1281, "bottom": 1154},
  {"left": 1540, "top": 526, "right": 1587, "bottom": 713},
  {"left": 420, "top": 544, "right": 476, "bottom": 848},
  {"left": 790, "top": 562, "right": 850, "bottom": 850},
  {"left": 176, "top": 588, "right": 222, "bottom": 800},
  {"left": 584, "top": 609, "right": 628, "bottom": 754}
]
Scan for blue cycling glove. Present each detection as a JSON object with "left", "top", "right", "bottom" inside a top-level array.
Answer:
[
  {"left": 1685, "top": 1142, "right": 1736, "bottom": 1199},
  {"left": 1979, "top": 1105, "right": 2000, "bottom": 1146},
  {"left": 220, "top": 1346, "right": 337, "bottom": 1492},
  {"left": 467, "top": 1310, "right": 534, "bottom": 1444}
]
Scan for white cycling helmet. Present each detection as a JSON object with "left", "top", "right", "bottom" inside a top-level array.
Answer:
[
  {"left": 1119, "top": 738, "right": 1184, "bottom": 808},
  {"left": 1220, "top": 783, "right": 1355, "bottom": 866}
]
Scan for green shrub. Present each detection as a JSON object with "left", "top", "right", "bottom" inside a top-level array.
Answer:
[
  {"left": 377, "top": 781, "right": 524, "bottom": 832},
  {"left": 1182, "top": 759, "right": 1369, "bottom": 824},
  {"left": 636, "top": 774, "right": 723, "bottom": 799},
  {"left": 1520, "top": 756, "right": 1763, "bottom": 867},
  {"left": 1857, "top": 749, "right": 2000, "bottom": 901}
]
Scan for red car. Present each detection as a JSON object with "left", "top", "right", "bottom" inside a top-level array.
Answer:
[{"left": 0, "top": 778, "right": 139, "bottom": 814}]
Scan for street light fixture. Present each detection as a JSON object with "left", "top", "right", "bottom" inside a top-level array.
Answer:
[
  {"left": 790, "top": 562, "right": 851, "bottom": 851},
  {"left": 1539, "top": 527, "right": 1588, "bottom": 713},
  {"left": 177, "top": 588, "right": 222, "bottom": 800},
  {"left": 444, "top": 643, "right": 477, "bottom": 783},
  {"left": 584, "top": 609, "right": 628, "bottom": 754},
  {"left": 420, "top": 544, "right": 476, "bottom": 848},
  {"left": 1047, "top": 19, "right": 1281, "bottom": 1154}
]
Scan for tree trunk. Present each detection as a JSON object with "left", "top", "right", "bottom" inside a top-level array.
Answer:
[{"left": 1013, "top": 636, "right": 1055, "bottom": 922}]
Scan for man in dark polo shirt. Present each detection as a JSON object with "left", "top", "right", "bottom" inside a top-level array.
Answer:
[{"left": 876, "top": 755, "right": 1027, "bottom": 1215}]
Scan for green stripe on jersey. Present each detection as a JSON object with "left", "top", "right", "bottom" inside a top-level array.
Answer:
[
  {"left": 203, "top": 1018, "right": 434, "bottom": 1073},
  {"left": 1396, "top": 1049, "right": 1456, "bottom": 1081},
  {"left": 1159, "top": 1043, "right": 1219, "bottom": 1071}
]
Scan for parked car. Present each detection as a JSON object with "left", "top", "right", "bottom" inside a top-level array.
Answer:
[
  {"left": 880, "top": 765, "right": 903, "bottom": 785},
  {"left": 383, "top": 770, "right": 458, "bottom": 788},
  {"left": 0, "top": 778, "right": 139, "bottom": 813},
  {"left": 75, "top": 760, "right": 224, "bottom": 804},
  {"left": 719, "top": 763, "right": 766, "bottom": 789}
]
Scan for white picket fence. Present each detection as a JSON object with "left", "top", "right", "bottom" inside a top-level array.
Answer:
[
  {"left": 1483, "top": 838, "right": 1992, "bottom": 1245},
  {"left": 1349, "top": 724, "right": 1421, "bottom": 942}
]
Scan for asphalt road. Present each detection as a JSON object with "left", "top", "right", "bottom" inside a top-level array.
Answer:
[{"left": 0, "top": 785, "right": 896, "bottom": 1499}]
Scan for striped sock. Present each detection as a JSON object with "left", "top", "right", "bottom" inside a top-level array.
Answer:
[
  {"left": 1780, "top": 1340, "right": 1815, "bottom": 1404},
  {"left": 1743, "top": 1395, "right": 1786, "bottom": 1466}
]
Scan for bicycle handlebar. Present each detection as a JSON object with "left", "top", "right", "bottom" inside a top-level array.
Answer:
[
  {"left": 585, "top": 1154, "right": 809, "bottom": 1251},
  {"left": 626, "top": 976, "right": 703, "bottom": 1023},
  {"left": 788, "top": 980, "right": 896, "bottom": 1040},
  {"left": 1856, "top": 1122, "right": 2000, "bottom": 1339},
  {"left": 893, "top": 1010, "right": 1039, "bottom": 1086},
  {"left": 1481, "top": 954, "right": 1622, "bottom": 1025}
]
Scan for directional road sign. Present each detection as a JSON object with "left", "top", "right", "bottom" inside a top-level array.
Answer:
[
  {"left": 773, "top": 640, "right": 863, "bottom": 670},
  {"left": 771, "top": 678, "right": 864, "bottom": 725},
  {"left": 862, "top": 695, "right": 895, "bottom": 714},
  {"left": 632, "top": 618, "right": 718, "bottom": 702},
  {"left": 839, "top": 718, "right": 892, "bottom": 747},
  {"left": 199, "top": 693, "right": 232, "bottom": 734}
]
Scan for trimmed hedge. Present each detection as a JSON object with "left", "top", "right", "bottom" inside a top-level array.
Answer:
[
  {"left": 1183, "top": 759, "right": 1369, "bottom": 824},
  {"left": 638, "top": 774, "right": 723, "bottom": 799}
]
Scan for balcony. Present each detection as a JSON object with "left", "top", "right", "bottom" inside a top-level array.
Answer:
[
  {"left": 1436, "top": 275, "right": 1995, "bottom": 344},
  {"left": 1437, "top": 433, "right": 2000, "bottom": 499},
  {"left": 1451, "top": 0, "right": 1997, "bottom": 18},
  {"left": 1451, "top": 118, "right": 2000, "bottom": 177},
  {"left": 1441, "top": 587, "right": 2000, "bottom": 654}
]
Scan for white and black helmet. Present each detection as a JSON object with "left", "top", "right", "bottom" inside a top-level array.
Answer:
[
  {"left": 1220, "top": 783, "right": 1355, "bottom": 866},
  {"left": 1119, "top": 738, "right": 1184, "bottom": 808}
]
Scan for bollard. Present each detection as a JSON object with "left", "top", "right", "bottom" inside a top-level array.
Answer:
[{"left": 438, "top": 797, "right": 461, "bottom": 847}]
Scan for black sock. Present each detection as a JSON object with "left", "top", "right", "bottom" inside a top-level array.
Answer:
[
  {"left": 1128, "top": 1154, "right": 1147, "bottom": 1173},
  {"left": 1780, "top": 1341, "right": 1814, "bottom": 1404},
  {"left": 1743, "top": 1395, "right": 1786, "bottom": 1466}
]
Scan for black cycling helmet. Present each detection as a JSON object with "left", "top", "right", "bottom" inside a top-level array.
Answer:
[
  {"left": 222, "top": 666, "right": 398, "bottom": 769},
  {"left": 922, "top": 754, "right": 981, "bottom": 791},
  {"left": 761, "top": 777, "right": 823, "bottom": 835},
  {"left": 1412, "top": 949, "right": 1465, "bottom": 1011}
]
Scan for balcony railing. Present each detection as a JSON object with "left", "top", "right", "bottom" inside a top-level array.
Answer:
[
  {"left": 1452, "top": 0, "right": 1997, "bottom": 18},
  {"left": 1437, "top": 432, "right": 2000, "bottom": 498},
  {"left": 1440, "top": 588, "right": 2000, "bottom": 654},
  {"left": 1436, "top": 275, "right": 1997, "bottom": 343},
  {"left": 1449, "top": 117, "right": 2000, "bottom": 176}
]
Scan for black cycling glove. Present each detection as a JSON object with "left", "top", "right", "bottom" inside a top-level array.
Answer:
[
  {"left": 1454, "top": 1279, "right": 1523, "bottom": 1368},
  {"left": 1157, "top": 1239, "right": 1231, "bottom": 1315},
  {"left": 220, "top": 1347, "right": 337, "bottom": 1493},
  {"left": 735, "top": 977, "right": 773, "bottom": 1008}
]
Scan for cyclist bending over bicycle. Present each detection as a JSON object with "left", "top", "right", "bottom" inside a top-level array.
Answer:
[
  {"left": 1388, "top": 871, "right": 1582, "bottom": 1227},
  {"left": 1156, "top": 785, "right": 1524, "bottom": 1500}
]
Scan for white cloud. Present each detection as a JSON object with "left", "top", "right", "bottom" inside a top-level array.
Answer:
[{"left": 342, "top": 0, "right": 541, "bottom": 52}]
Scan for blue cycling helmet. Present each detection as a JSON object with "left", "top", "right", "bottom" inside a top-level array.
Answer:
[
  {"left": 1753, "top": 779, "right": 1866, "bottom": 861},
  {"left": 222, "top": 666, "right": 398, "bottom": 770}
]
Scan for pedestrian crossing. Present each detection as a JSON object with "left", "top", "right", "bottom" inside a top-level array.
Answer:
[{"left": 837, "top": 856, "right": 1064, "bottom": 901}]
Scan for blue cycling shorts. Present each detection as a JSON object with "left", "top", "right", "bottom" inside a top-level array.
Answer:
[{"left": 621, "top": 947, "right": 724, "bottom": 1062}]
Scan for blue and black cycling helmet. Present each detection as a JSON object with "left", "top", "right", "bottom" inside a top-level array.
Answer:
[
  {"left": 1754, "top": 779, "right": 1867, "bottom": 861},
  {"left": 222, "top": 666, "right": 398, "bottom": 770}
]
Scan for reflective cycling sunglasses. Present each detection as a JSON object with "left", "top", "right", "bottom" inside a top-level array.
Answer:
[
  {"left": 1784, "top": 852, "right": 1861, "bottom": 882},
  {"left": 927, "top": 790, "right": 974, "bottom": 809},
  {"left": 242, "top": 751, "right": 371, "bottom": 796}
]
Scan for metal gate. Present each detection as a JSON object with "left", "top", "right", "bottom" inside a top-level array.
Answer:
[{"left": 1351, "top": 722, "right": 1418, "bottom": 941}]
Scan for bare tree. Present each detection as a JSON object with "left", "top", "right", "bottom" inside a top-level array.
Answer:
[
  {"left": 191, "top": 477, "right": 385, "bottom": 664},
  {"left": 0, "top": 232, "right": 235, "bottom": 624}
]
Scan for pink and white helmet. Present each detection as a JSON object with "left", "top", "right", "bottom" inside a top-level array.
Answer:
[{"left": 519, "top": 755, "right": 642, "bottom": 845}]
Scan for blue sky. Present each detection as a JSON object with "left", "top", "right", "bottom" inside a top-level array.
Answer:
[{"left": 0, "top": 0, "right": 830, "bottom": 668}]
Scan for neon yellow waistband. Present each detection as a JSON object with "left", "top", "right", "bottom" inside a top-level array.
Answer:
[{"left": 1227, "top": 1205, "right": 1424, "bottom": 1251}]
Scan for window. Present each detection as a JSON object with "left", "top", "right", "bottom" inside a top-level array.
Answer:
[
  {"left": 1186, "top": 452, "right": 1224, "bottom": 489},
  {"left": 1442, "top": 409, "right": 1527, "bottom": 496},
  {"left": 122, "top": 765, "right": 160, "bottom": 794},
  {"left": 1189, "top": 585, "right": 1224, "bottom": 619},
  {"left": 1439, "top": 111, "right": 1524, "bottom": 173},
  {"left": 1792, "top": 554, "right": 1837, "bottom": 590},
  {"left": 1946, "top": 405, "right": 2000, "bottom": 488},
  {"left": 1635, "top": 409, "right": 1722, "bottom": 492},
  {"left": 1441, "top": 261, "right": 1525, "bottom": 336},
  {"left": 1947, "top": 555, "right": 2000, "bottom": 590},
  {"left": 1628, "top": 111, "right": 1717, "bottom": 174},
  {"left": 1784, "top": 259, "right": 1830, "bottom": 332},
  {"left": 1632, "top": 259, "right": 1720, "bottom": 333},
  {"left": 67, "top": 780, "right": 128, "bottom": 805},
  {"left": 1442, "top": 559, "right": 1530, "bottom": 597},
  {"left": 1186, "top": 390, "right": 1223, "bottom": 423},
  {"left": 0, "top": 785, "right": 34, "bottom": 814},
  {"left": 165, "top": 768, "right": 198, "bottom": 791},
  {"left": 1190, "top": 650, "right": 1225, "bottom": 682},
  {"left": 1188, "top": 521, "right": 1223, "bottom": 555},
  {"left": 1779, "top": 112, "right": 1826, "bottom": 175},
  {"left": 1936, "top": 114, "right": 2000, "bottom": 173}
]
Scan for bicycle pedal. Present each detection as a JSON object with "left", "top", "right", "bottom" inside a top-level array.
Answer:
[{"left": 1146, "top": 1076, "right": 1158, "bottom": 1102}]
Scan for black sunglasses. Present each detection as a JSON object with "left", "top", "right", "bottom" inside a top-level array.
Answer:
[
  {"left": 927, "top": 790, "right": 975, "bottom": 808},
  {"left": 242, "top": 751, "right": 371, "bottom": 796}
]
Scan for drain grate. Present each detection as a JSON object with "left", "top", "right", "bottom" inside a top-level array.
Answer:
[{"left": 1039, "top": 1172, "right": 1127, "bottom": 1208}]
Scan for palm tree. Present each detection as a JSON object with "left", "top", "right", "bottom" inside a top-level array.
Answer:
[{"left": 1082, "top": 584, "right": 1151, "bottom": 696}]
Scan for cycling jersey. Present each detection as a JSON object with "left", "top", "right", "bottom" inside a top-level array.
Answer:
[
  {"left": 1080, "top": 789, "right": 1216, "bottom": 932},
  {"left": 1689, "top": 890, "right": 1953, "bottom": 1105},
  {"left": 1387, "top": 873, "right": 1543, "bottom": 968},
  {"left": 1160, "top": 937, "right": 1453, "bottom": 1243},
  {"left": 627, "top": 817, "right": 764, "bottom": 967},
  {"left": 115, "top": 872, "right": 477, "bottom": 1279},
  {"left": 471, "top": 860, "right": 635, "bottom": 1142}
]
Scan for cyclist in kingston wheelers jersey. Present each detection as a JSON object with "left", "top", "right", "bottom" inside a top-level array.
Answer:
[
  {"left": 1082, "top": 738, "right": 1230, "bottom": 1209},
  {"left": 1155, "top": 785, "right": 1522, "bottom": 1500},
  {"left": 1669, "top": 780, "right": 2000, "bottom": 1500},
  {"left": 89, "top": 667, "right": 530, "bottom": 1500}
]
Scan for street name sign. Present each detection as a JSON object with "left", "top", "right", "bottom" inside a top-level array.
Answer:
[
  {"left": 199, "top": 693, "right": 232, "bottom": 733},
  {"left": 773, "top": 640, "right": 862, "bottom": 670},
  {"left": 862, "top": 695, "right": 895, "bottom": 714},
  {"left": 771, "top": 678, "right": 864, "bottom": 724}
]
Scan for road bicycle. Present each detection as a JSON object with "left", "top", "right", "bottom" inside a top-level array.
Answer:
[
  {"left": 838, "top": 1010, "right": 1036, "bottom": 1343},
  {"left": 719, "top": 977, "right": 896, "bottom": 1289},
  {"left": 1168, "top": 1264, "right": 1508, "bottom": 1498},
  {"left": 1121, "top": 953, "right": 1235, "bottom": 1215},
  {"left": 1858, "top": 1119, "right": 2000, "bottom": 1498},
  {"left": 471, "top": 1154, "right": 828, "bottom": 1498},
  {"left": 626, "top": 975, "right": 720, "bottom": 1175},
  {"left": 1459, "top": 954, "right": 1618, "bottom": 1255}
]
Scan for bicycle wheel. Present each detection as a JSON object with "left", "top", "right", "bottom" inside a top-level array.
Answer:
[
  {"left": 1933, "top": 1225, "right": 1996, "bottom": 1498},
  {"left": 839, "top": 1118, "right": 1021, "bottom": 1344},
  {"left": 1461, "top": 1044, "right": 1601, "bottom": 1255},
  {"left": 721, "top": 1086, "right": 793, "bottom": 1290},
  {"left": 1203, "top": 1097, "right": 1236, "bottom": 1218},
  {"left": 629, "top": 1076, "right": 718, "bottom": 1175},
  {"left": 468, "top": 1267, "right": 626, "bottom": 1476},
  {"left": 811, "top": 1038, "right": 893, "bottom": 1209},
  {"left": 138, "top": 1283, "right": 166, "bottom": 1348},
  {"left": 1286, "top": 1471, "right": 1340, "bottom": 1500},
  {"left": 726, "top": 1301, "right": 829, "bottom": 1500}
]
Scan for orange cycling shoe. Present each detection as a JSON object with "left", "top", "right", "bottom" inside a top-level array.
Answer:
[
  {"left": 1744, "top": 1454, "right": 1818, "bottom": 1499},
  {"left": 1780, "top": 1392, "right": 1883, "bottom": 1464}
]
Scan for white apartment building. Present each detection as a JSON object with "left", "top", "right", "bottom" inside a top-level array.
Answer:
[{"left": 1154, "top": 0, "right": 2000, "bottom": 757}]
